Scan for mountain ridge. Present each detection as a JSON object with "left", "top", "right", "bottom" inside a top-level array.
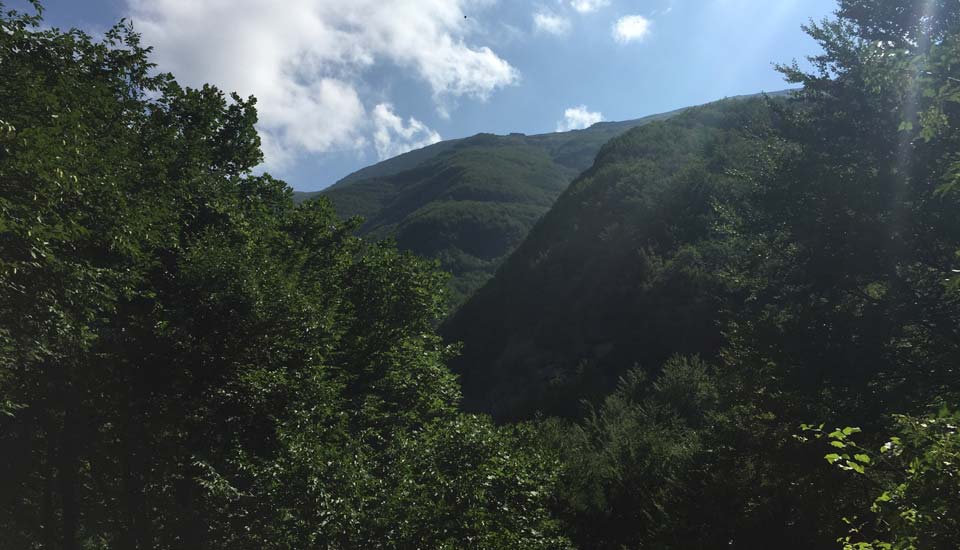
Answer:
[
  {"left": 296, "top": 90, "right": 795, "bottom": 307},
  {"left": 292, "top": 90, "right": 794, "bottom": 200}
]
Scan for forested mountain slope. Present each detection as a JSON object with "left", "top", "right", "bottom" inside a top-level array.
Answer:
[
  {"left": 442, "top": 96, "right": 781, "bottom": 418},
  {"left": 294, "top": 101, "right": 760, "bottom": 306}
]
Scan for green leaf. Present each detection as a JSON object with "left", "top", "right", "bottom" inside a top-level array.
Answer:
[{"left": 846, "top": 461, "right": 865, "bottom": 474}]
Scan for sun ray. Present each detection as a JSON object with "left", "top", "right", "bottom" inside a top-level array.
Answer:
[{"left": 890, "top": 0, "right": 940, "bottom": 254}]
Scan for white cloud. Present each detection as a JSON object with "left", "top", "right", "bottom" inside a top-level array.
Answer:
[
  {"left": 556, "top": 105, "right": 603, "bottom": 132},
  {"left": 612, "top": 15, "right": 652, "bottom": 44},
  {"left": 372, "top": 103, "right": 442, "bottom": 160},
  {"left": 569, "top": 0, "right": 610, "bottom": 14},
  {"left": 126, "top": 0, "right": 518, "bottom": 170},
  {"left": 533, "top": 10, "right": 571, "bottom": 35}
]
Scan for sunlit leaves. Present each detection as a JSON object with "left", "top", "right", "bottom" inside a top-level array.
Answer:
[{"left": 805, "top": 412, "right": 960, "bottom": 550}]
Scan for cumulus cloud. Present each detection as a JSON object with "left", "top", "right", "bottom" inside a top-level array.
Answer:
[
  {"left": 556, "top": 105, "right": 603, "bottom": 132},
  {"left": 569, "top": 0, "right": 610, "bottom": 14},
  {"left": 126, "top": 0, "right": 518, "bottom": 169},
  {"left": 533, "top": 10, "right": 571, "bottom": 35},
  {"left": 613, "top": 14, "right": 652, "bottom": 44},
  {"left": 372, "top": 103, "right": 442, "bottom": 160}
]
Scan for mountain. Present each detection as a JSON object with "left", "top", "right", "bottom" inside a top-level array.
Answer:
[
  {"left": 441, "top": 95, "right": 784, "bottom": 419},
  {"left": 294, "top": 105, "right": 702, "bottom": 306},
  {"left": 296, "top": 92, "right": 793, "bottom": 308}
]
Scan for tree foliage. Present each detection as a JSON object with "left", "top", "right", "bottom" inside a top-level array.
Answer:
[
  {"left": 803, "top": 412, "right": 960, "bottom": 550},
  {"left": 448, "top": 0, "right": 960, "bottom": 548},
  {"left": 0, "top": 4, "right": 567, "bottom": 548}
]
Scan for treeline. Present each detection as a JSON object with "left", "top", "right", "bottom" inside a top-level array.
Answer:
[{"left": 1, "top": 1, "right": 959, "bottom": 549}]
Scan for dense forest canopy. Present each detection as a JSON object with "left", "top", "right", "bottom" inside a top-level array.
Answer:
[
  {"left": 1, "top": 0, "right": 959, "bottom": 549},
  {"left": 0, "top": 3, "right": 567, "bottom": 548}
]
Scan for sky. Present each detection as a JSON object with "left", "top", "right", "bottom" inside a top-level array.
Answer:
[{"left": 17, "top": 0, "right": 838, "bottom": 191}]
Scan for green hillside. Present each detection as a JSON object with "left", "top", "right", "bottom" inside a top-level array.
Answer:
[
  {"left": 295, "top": 105, "right": 699, "bottom": 306},
  {"left": 442, "top": 96, "right": 781, "bottom": 418}
]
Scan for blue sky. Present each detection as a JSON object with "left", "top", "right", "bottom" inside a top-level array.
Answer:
[{"left": 19, "top": 0, "right": 837, "bottom": 191}]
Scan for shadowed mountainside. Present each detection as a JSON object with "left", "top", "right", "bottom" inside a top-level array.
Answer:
[{"left": 441, "top": 95, "right": 783, "bottom": 418}]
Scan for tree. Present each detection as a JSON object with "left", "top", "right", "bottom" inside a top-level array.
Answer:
[
  {"left": 0, "top": 4, "right": 569, "bottom": 548},
  {"left": 803, "top": 412, "right": 960, "bottom": 549},
  {"left": 720, "top": 0, "right": 960, "bottom": 421}
]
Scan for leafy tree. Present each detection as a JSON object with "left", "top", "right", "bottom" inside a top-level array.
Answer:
[
  {"left": 0, "top": 4, "right": 568, "bottom": 549},
  {"left": 541, "top": 357, "right": 713, "bottom": 549},
  {"left": 803, "top": 412, "right": 960, "bottom": 549},
  {"left": 722, "top": 0, "right": 960, "bottom": 413}
]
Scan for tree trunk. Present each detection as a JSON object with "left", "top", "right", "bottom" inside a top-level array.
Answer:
[
  {"left": 121, "top": 411, "right": 151, "bottom": 550},
  {"left": 58, "top": 407, "right": 80, "bottom": 550},
  {"left": 120, "top": 436, "right": 136, "bottom": 550},
  {"left": 41, "top": 416, "right": 57, "bottom": 550}
]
